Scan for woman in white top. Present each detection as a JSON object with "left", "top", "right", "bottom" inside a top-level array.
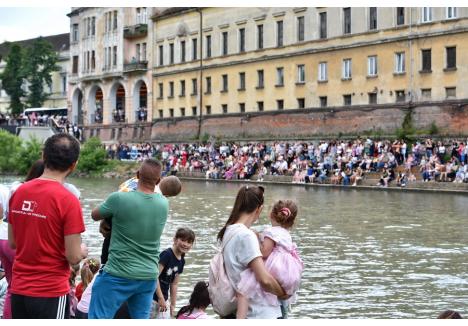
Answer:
[{"left": 217, "top": 185, "right": 287, "bottom": 319}]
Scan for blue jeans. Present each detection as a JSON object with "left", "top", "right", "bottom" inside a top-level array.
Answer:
[{"left": 88, "top": 270, "right": 156, "bottom": 319}]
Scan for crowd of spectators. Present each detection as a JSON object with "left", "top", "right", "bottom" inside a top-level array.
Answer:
[
  {"left": 165, "top": 138, "right": 468, "bottom": 186},
  {"left": 105, "top": 138, "right": 468, "bottom": 187},
  {"left": 0, "top": 113, "right": 29, "bottom": 126},
  {"left": 0, "top": 112, "right": 68, "bottom": 128},
  {"left": 106, "top": 142, "right": 155, "bottom": 161}
]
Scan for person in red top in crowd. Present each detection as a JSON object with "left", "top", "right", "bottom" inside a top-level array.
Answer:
[{"left": 8, "top": 133, "right": 88, "bottom": 319}]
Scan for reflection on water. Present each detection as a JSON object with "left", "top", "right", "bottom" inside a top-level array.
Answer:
[{"left": 3, "top": 176, "right": 468, "bottom": 318}]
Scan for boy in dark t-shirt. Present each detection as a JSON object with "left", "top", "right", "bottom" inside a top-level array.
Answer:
[{"left": 153, "top": 228, "right": 195, "bottom": 319}]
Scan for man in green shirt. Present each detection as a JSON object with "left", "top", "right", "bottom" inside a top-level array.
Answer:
[{"left": 89, "top": 159, "right": 168, "bottom": 319}]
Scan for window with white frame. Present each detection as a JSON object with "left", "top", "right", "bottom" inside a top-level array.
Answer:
[
  {"left": 343, "top": 8, "right": 351, "bottom": 34},
  {"left": 422, "top": 7, "right": 432, "bottom": 22},
  {"left": 136, "top": 44, "right": 141, "bottom": 61},
  {"left": 297, "top": 64, "right": 305, "bottom": 83},
  {"left": 342, "top": 59, "right": 352, "bottom": 79},
  {"left": 257, "top": 70, "right": 264, "bottom": 88},
  {"left": 61, "top": 76, "right": 67, "bottom": 95},
  {"left": 192, "top": 78, "right": 197, "bottom": 95},
  {"left": 107, "top": 47, "right": 111, "bottom": 68},
  {"left": 239, "top": 28, "right": 245, "bottom": 53},
  {"left": 395, "top": 52, "right": 405, "bottom": 73},
  {"left": 158, "top": 83, "right": 163, "bottom": 98},
  {"left": 368, "top": 55, "right": 378, "bottom": 76},
  {"left": 205, "top": 77, "right": 211, "bottom": 94},
  {"left": 206, "top": 35, "right": 212, "bottom": 58},
  {"left": 180, "top": 40, "right": 186, "bottom": 62},
  {"left": 136, "top": 7, "right": 147, "bottom": 24},
  {"left": 319, "top": 12, "right": 327, "bottom": 39},
  {"left": 113, "top": 46, "right": 117, "bottom": 66},
  {"left": 257, "top": 24, "right": 263, "bottom": 49},
  {"left": 221, "top": 74, "right": 228, "bottom": 92},
  {"left": 169, "top": 82, "right": 174, "bottom": 97},
  {"left": 192, "top": 38, "right": 197, "bottom": 60},
  {"left": 318, "top": 62, "right": 327, "bottom": 81},
  {"left": 113, "top": 10, "right": 118, "bottom": 30},
  {"left": 158, "top": 45, "right": 164, "bottom": 66},
  {"left": 446, "top": 7, "right": 457, "bottom": 19},
  {"left": 222, "top": 31, "right": 228, "bottom": 55},
  {"left": 180, "top": 80, "right": 185, "bottom": 96},
  {"left": 369, "top": 7, "right": 377, "bottom": 30},
  {"left": 276, "top": 21, "right": 283, "bottom": 47},
  {"left": 169, "top": 43, "right": 174, "bottom": 64},
  {"left": 297, "top": 16, "right": 304, "bottom": 41},
  {"left": 72, "top": 24, "right": 79, "bottom": 42},
  {"left": 239, "top": 72, "right": 246, "bottom": 90},
  {"left": 142, "top": 43, "right": 146, "bottom": 61},
  {"left": 396, "top": 7, "right": 405, "bottom": 25},
  {"left": 276, "top": 67, "right": 284, "bottom": 86}
]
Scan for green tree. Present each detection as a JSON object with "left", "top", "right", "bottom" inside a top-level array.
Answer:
[
  {"left": 77, "top": 137, "right": 108, "bottom": 173},
  {"left": 23, "top": 38, "right": 60, "bottom": 108},
  {"left": 0, "top": 130, "right": 22, "bottom": 173},
  {"left": 0, "top": 43, "right": 26, "bottom": 115},
  {"left": 16, "top": 137, "right": 42, "bottom": 174}
]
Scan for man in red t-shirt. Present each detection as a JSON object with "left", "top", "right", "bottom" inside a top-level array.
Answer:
[{"left": 8, "top": 133, "right": 88, "bottom": 319}]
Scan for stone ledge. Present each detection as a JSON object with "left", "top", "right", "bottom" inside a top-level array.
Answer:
[{"left": 174, "top": 173, "right": 468, "bottom": 194}]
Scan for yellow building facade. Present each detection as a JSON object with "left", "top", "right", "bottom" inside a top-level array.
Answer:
[{"left": 152, "top": 7, "right": 468, "bottom": 118}]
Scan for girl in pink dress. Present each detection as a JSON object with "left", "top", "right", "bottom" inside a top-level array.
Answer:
[{"left": 237, "top": 200, "right": 303, "bottom": 319}]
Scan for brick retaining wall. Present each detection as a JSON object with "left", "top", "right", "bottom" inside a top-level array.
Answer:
[{"left": 82, "top": 100, "right": 468, "bottom": 143}]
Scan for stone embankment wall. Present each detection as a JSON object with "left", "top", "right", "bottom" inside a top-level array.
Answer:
[
  {"left": 151, "top": 100, "right": 468, "bottom": 142},
  {"left": 83, "top": 100, "right": 468, "bottom": 143},
  {"left": 175, "top": 171, "right": 468, "bottom": 194}
]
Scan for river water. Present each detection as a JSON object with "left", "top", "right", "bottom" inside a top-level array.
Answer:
[{"left": 2, "top": 176, "right": 468, "bottom": 318}]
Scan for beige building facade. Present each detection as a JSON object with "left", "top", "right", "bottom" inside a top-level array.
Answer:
[
  {"left": 67, "top": 7, "right": 157, "bottom": 139},
  {"left": 152, "top": 7, "right": 468, "bottom": 118}
]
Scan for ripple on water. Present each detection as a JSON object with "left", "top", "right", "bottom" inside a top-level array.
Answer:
[{"left": 71, "top": 179, "right": 468, "bottom": 319}]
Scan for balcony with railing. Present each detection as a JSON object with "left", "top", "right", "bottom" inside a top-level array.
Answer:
[
  {"left": 123, "top": 23, "right": 148, "bottom": 39},
  {"left": 123, "top": 60, "right": 148, "bottom": 73}
]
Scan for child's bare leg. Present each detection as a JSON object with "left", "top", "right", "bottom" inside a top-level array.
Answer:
[{"left": 236, "top": 292, "right": 249, "bottom": 319}]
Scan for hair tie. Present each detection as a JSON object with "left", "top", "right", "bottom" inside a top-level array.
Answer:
[{"left": 280, "top": 207, "right": 291, "bottom": 217}]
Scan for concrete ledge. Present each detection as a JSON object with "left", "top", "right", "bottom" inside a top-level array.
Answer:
[{"left": 175, "top": 174, "right": 468, "bottom": 195}]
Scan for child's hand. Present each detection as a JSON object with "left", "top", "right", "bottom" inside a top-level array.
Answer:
[{"left": 158, "top": 297, "right": 167, "bottom": 312}]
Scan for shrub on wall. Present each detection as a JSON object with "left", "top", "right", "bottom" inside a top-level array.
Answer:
[
  {"left": 76, "top": 137, "right": 108, "bottom": 174},
  {"left": 16, "top": 136, "right": 42, "bottom": 174},
  {"left": 0, "top": 130, "right": 22, "bottom": 173}
]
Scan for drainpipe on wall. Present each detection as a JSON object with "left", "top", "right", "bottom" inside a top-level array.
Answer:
[
  {"left": 408, "top": 7, "right": 414, "bottom": 105},
  {"left": 196, "top": 8, "right": 203, "bottom": 140}
]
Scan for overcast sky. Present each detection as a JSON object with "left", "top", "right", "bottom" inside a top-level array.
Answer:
[
  {"left": 0, "top": 1, "right": 464, "bottom": 43},
  {"left": 0, "top": 7, "right": 70, "bottom": 43}
]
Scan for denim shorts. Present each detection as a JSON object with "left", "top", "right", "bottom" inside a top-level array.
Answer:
[{"left": 88, "top": 270, "right": 157, "bottom": 319}]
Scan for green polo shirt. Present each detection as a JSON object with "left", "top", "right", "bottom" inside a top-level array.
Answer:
[{"left": 98, "top": 191, "right": 168, "bottom": 280}]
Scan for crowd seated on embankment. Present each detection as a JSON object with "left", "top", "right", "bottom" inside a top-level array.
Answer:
[{"left": 106, "top": 137, "right": 468, "bottom": 187}]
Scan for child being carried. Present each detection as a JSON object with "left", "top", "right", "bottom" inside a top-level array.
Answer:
[{"left": 236, "top": 200, "right": 304, "bottom": 319}]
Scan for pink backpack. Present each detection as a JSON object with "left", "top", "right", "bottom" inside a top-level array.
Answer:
[{"left": 208, "top": 229, "right": 240, "bottom": 317}]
